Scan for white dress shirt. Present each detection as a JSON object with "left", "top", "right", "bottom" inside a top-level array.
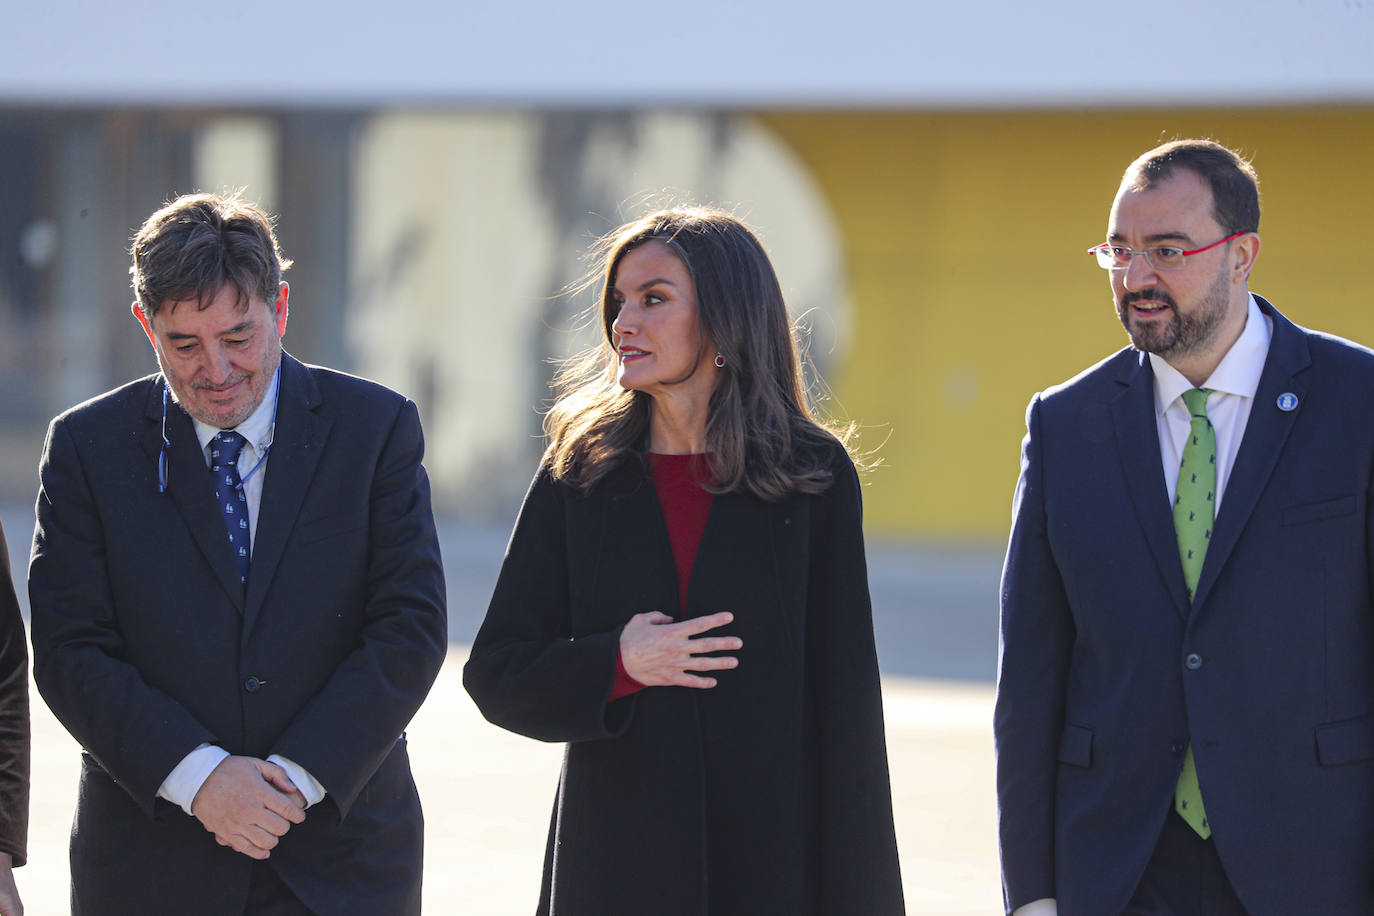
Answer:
[
  {"left": 1012, "top": 295, "right": 1272, "bottom": 916},
  {"left": 155, "top": 366, "right": 328, "bottom": 814},
  {"left": 1152, "top": 295, "right": 1272, "bottom": 513}
]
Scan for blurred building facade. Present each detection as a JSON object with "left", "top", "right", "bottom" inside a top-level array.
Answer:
[
  {"left": 2, "top": 106, "right": 1372, "bottom": 534},
  {"left": 3, "top": 2, "right": 1372, "bottom": 535},
  {"left": 0, "top": 108, "right": 849, "bottom": 520}
]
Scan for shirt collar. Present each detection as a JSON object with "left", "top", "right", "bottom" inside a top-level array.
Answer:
[
  {"left": 193, "top": 363, "right": 281, "bottom": 455},
  {"left": 1149, "top": 294, "right": 1272, "bottom": 415}
]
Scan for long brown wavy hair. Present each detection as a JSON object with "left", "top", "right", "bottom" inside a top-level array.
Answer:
[{"left": 543, "top": 206, "right": 851, "bottom": 501}]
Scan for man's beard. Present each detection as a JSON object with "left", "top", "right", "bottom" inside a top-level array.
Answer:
[{"left": 1116, "top": 266, "right": 1229, "bottom": 362}]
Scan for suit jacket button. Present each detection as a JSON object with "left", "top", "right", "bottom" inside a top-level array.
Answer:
[
  {"left": 244, "top": 676, "right": 264, "bottom": 692},
  {"left": 1184, "top": 653, "right": 1203, "bottom": 670},
  {"left": 1171, "top": 742, "right": 1184, "bottom": 756}
]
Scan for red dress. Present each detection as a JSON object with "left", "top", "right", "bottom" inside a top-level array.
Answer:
[{"left": 610, "top": 453, "right": 714, "bottom": 699}]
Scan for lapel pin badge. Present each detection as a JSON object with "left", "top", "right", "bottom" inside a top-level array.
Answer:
[{"left": 1276, "top": 392, "right": 1299, "bottom": 412}]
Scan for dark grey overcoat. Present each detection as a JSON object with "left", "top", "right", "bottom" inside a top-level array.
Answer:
[
  {"left": 0, "top": 520, "right": 28, "bottom": 869},
  {"left": 28, "top": 354, "right": 447, "bottom": 915},
  {"left": 463, "top": 440, "right": 904, "bottom": 915}
]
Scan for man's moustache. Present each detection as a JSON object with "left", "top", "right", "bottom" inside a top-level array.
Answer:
[
  {"left": 1120, "top": 289, "right": 1178, "bottom": 310},
  {"left": 192, "top": 374, "right": 249, "bottom": 391}
]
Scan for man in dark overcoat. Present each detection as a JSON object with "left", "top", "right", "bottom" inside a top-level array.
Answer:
[{"left": 28, "top": 192, "right": 447, "bottom": 915}]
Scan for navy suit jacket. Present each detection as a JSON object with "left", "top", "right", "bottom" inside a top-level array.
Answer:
[
  {"left": 29, "top": 353, "right": 447, "bottom": 916},
  {"left": 995, "top": 297, "right": 1374, "bottom": 915}
]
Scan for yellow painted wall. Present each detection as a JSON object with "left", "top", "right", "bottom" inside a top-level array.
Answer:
[{"left": 760, "top": 108, "right": 1374, "bottom": 538}]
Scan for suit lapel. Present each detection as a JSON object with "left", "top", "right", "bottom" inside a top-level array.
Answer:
[
  {"left": 686, "top": 489, "right": 803, "bottom": 652},
  {"left": 1191, "top": 297, "right": 1310, "bottom": 611},
  {"left": 141, "top": 380, "right": 247, "bottom": 608},
  {"left": 1110, "top": 352, "right": 1192, "bottom": 619},
  {"left": 596, "top": 461, "right": 679, "bottom": 622},
  {"left": 686, "top": 488, "right": 735, "bottom": 617},
  {"left": 244, "top": 354, "right": 329, "bottom": 633}
]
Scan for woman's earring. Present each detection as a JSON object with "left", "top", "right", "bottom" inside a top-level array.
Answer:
[{"left": 714, "top": 352, "right": 725, "bottom": 368}]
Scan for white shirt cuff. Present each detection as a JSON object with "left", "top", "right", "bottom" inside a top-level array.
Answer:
[
  {"left": 1014, "top": 900, "right": 1058, "bottom": 916},
  {"left": 268, "top": 754, "right": 327, "bottom": 807},
  {"left": 157, "top": 743, "right": 229, "bottom": 816}
]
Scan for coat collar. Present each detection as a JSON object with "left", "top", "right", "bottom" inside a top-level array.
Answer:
[
  {"left": 243, "top": 353, "right": 329, "bottom": 631},
  {"left": 139, "top": 352, "right": 329, "bottom": 617},
  {"left": 597, "top": 455, "right": 761, "bottom": 621},
  {"left": 1110, "top": 350, "right": 1190, "bottom": 618},
  {"left": 141, "top": 375, "right": 246, "bottom": 608},
  {"left": 1109, "top": 295, "right": 1310, "bottom": 619},
  {"left": 1190, "top": 295, "right": 1309, "bottom": 612}
]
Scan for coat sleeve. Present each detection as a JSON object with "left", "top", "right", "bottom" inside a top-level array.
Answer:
[
  {"left": 270, "top": 398, "right": 448, "bottom": 819},
  {"left": 806, "top": 447, "right": 906, "bottom": 913},
  {"left": 462, "top": 467, "right": 631, "bottom": 743},
  {"left": 994, "top": 394, "right": 1075, "bottom": 913},
  {"left": 30, "top": 416, "right": 218, "bottom": 813},
  {"left": 0, "top": 521, "right": 28, "bottom": 866}
]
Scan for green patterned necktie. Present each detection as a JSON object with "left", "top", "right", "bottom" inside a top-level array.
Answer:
[{"left": 1173, "top": 387, "right": 1215, "bottom": 838}]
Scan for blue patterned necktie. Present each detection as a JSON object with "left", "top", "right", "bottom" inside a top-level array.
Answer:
[
  {"left": 209, "top": 431, "right": 251, "bottom": 591},
  {"left": 1173, "top": 388, "right": 1215, "bottom": 838}
]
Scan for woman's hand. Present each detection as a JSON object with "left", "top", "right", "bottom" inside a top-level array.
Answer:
[{"left": 620, "top": 611, "right": 742, "bottom": 688}]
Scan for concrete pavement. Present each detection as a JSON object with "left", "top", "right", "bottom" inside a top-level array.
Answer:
[
  {"left": 5, "top": 506, "right": 1006, "bottom": 913},
  {"left": 17, "top": 653, "right": 1000, "bottom": 915}
]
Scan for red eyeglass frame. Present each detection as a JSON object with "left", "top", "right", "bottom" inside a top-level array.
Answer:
[{"left": 1087, "top": 231, "right": 1248, "bottom": 268}]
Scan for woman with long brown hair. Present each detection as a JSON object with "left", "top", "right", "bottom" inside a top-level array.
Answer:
[{"left": 463, "top": 206, "right": 904, "bottom": 914}]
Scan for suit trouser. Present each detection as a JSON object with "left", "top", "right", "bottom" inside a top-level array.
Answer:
[
  {"left": 246, "top": 862, "right": 315, "bottom": 916},
  {"left": 1124, "top": 809, "right": 1249, "bottom": 916}
]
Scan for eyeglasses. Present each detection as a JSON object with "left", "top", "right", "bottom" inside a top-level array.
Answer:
[{"left": 1087, "top": 231, "right": 1247, "bottom": 271}]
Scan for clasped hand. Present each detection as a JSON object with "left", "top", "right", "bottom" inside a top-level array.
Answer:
[
  {"left": 191, "top": 756, "right": 307, "bottom": 860},
  {"left": 620, "top": 611, "right": 742, "bottom": 688}
]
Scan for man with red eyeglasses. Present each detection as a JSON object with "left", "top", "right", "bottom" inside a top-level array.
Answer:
[{"left": 996, "top": 139, "right": 1374, "bottom": 915}]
